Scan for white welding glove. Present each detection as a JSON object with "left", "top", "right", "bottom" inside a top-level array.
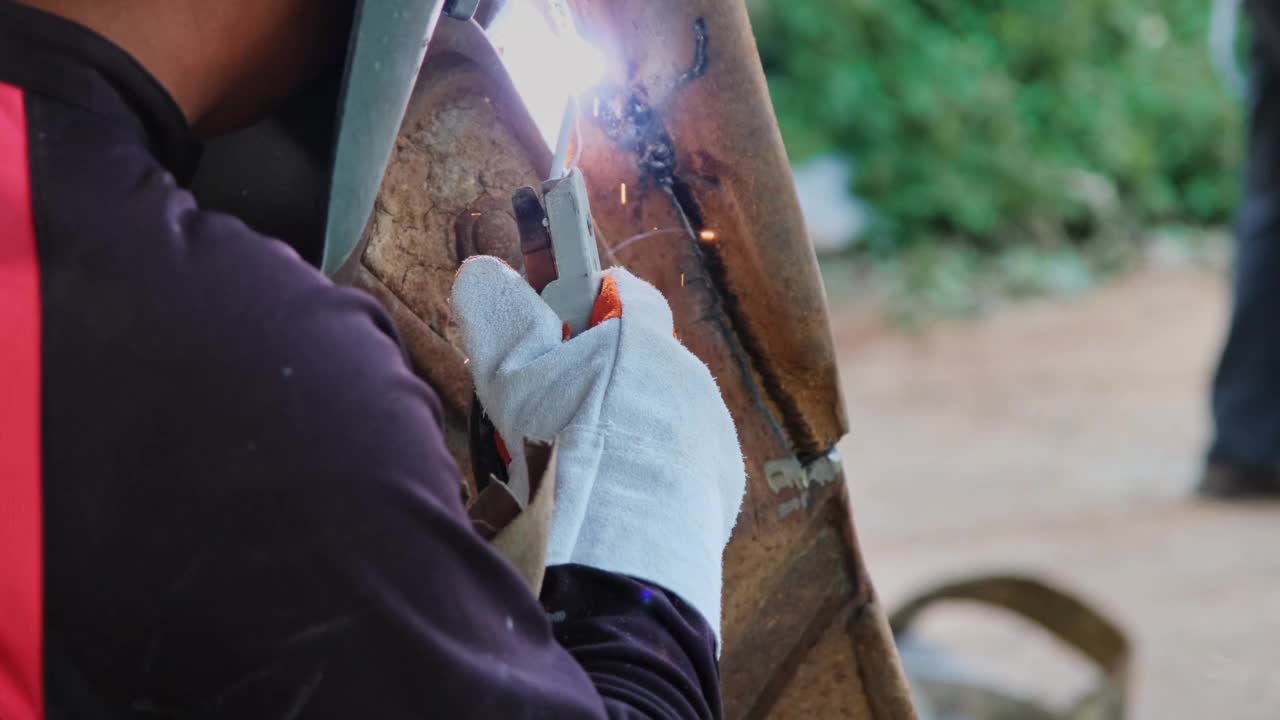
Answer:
[{"left": 451, "top": 257, "right": 745, "bottom": 642}]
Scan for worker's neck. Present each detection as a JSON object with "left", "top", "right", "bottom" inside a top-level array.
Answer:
[{"left": 18, "top": 0, "right": 229, "bottom": 130}]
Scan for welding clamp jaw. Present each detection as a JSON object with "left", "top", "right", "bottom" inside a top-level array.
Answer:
[
  {"left": 469, "top": 166, "right": 604, "bottom": 501},
  {"left": 538, "top": 168, "right": 604, "bottom": 336},
  {"left": 511, "top": 167, "right": 604, "bottom": 333}
]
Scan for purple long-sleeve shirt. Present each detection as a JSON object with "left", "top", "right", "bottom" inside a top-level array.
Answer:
[{"left": 0, "top": 2, "right": 720, "bottom": 717}]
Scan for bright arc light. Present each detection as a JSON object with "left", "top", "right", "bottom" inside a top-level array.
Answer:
[{"left": 489, "top": 0, "right": 611, "bottom": 149}]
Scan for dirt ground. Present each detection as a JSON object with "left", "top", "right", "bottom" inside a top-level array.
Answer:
[{"left": 828, "top": 264, "right": 1280, "bottom": 719}]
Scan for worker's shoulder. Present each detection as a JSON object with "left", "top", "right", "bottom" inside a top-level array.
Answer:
[
  {"left": 147, "top": 195, "right": 413, "bottom": 404},
  {"left": 64, "top": 162, "right": 390, "bottom": 349},
  {"left": 27, "top": 84, "right": 457, "bottom": 506},
  {"left": 35, "top": 136, "right": 429, "bottom": 422},
  {"left": 174, "top": 206, "right": 413, "bottom": 394}
]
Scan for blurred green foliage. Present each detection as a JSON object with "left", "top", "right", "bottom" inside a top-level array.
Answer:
[{"left": 751, "top": 0, "right": 1244, "bottom": 257}]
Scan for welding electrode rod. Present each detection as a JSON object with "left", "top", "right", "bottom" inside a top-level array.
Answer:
[{"left": 549, "top": 97, "right": 576, "bottom": 181}]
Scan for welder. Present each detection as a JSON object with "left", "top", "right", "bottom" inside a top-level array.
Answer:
[{"left": 0, "top": 1, "right": 744, "bottom": 718}]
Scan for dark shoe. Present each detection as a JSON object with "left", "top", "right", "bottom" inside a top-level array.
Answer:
[{"left": 1197, "top": 463, "right": 1280, "bottom": 498}]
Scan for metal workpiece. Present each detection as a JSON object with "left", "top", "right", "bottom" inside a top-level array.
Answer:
[
  {"left": 330, "top": 3, "right": 912, "bottom": 717},
  {"left": 569, "top": 0, "right": 847, "bottom": 460},
  {"left": 564, "top": 2, "right": 913, "bottom": 718}
]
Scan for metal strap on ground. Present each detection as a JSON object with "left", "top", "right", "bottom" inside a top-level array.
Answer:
[{"left": 890, "top": 575, "right": 1131, "bottom": 720}]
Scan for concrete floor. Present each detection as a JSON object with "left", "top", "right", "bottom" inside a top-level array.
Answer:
[{"left": 830, "top": 265, "right": 1280, "bottom": 719}]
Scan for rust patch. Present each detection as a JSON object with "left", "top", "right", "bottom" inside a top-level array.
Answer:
[
  {"left": 687, "top": 195, "right": 825, "bottom": 460},
  {"left": 720, "top": 507, "right": 854, "bottom": 719},
  {"left": 348, "top": 6, "right": 910, "bottom": 718},
  {"left": 592, "top": 19, "right": 827, "bottom": 460}
]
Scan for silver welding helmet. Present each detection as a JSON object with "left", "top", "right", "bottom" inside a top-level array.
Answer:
[
  {"left": 191, "top": 0, "right": 479, "bottom": 274},
  {"left": 323, "top": 0, "right": 448, "bottom": 274}
]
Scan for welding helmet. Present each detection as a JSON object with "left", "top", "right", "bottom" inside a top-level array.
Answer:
[{"left": 191, "top": 0, "right": 479, "bottom": 273}]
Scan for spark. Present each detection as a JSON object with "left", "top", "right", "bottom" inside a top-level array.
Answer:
[
  {"left": 620, "top": 183, "right": 627, "bottom": 205},
  {"left": 606, "top": 227, "right": 684, "bottom": 257},
  {"left": 680, "top": 273, "right": 686, "bottom": 287},
  {"left": 699, "top": 229, "right": 718, "bottom": 242}
]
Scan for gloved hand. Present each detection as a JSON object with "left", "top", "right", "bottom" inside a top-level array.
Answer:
[{"left": 451, "top": 257, "right": 745, "bottom": 642}]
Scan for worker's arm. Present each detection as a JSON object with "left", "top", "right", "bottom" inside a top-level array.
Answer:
[{"left": 115, "top": 226, "right": 725, "bottom": 718}]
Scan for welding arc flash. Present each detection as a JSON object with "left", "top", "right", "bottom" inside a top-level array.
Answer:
[{"left": 488, "top": 0, "right": 610, "bottom": 149}]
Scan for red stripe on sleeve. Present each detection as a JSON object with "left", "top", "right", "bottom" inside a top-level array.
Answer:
[{"left": 0, "top": 82, "right": 44, "bottom": 720}]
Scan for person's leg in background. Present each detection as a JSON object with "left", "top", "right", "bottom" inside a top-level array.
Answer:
[{"left": 1203, "top": 1, "right": 1280, "bottom": 497}]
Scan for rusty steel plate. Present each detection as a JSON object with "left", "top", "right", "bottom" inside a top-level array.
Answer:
[{"left": 347, "top": 8, "right": 915, "bottom": 719}]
